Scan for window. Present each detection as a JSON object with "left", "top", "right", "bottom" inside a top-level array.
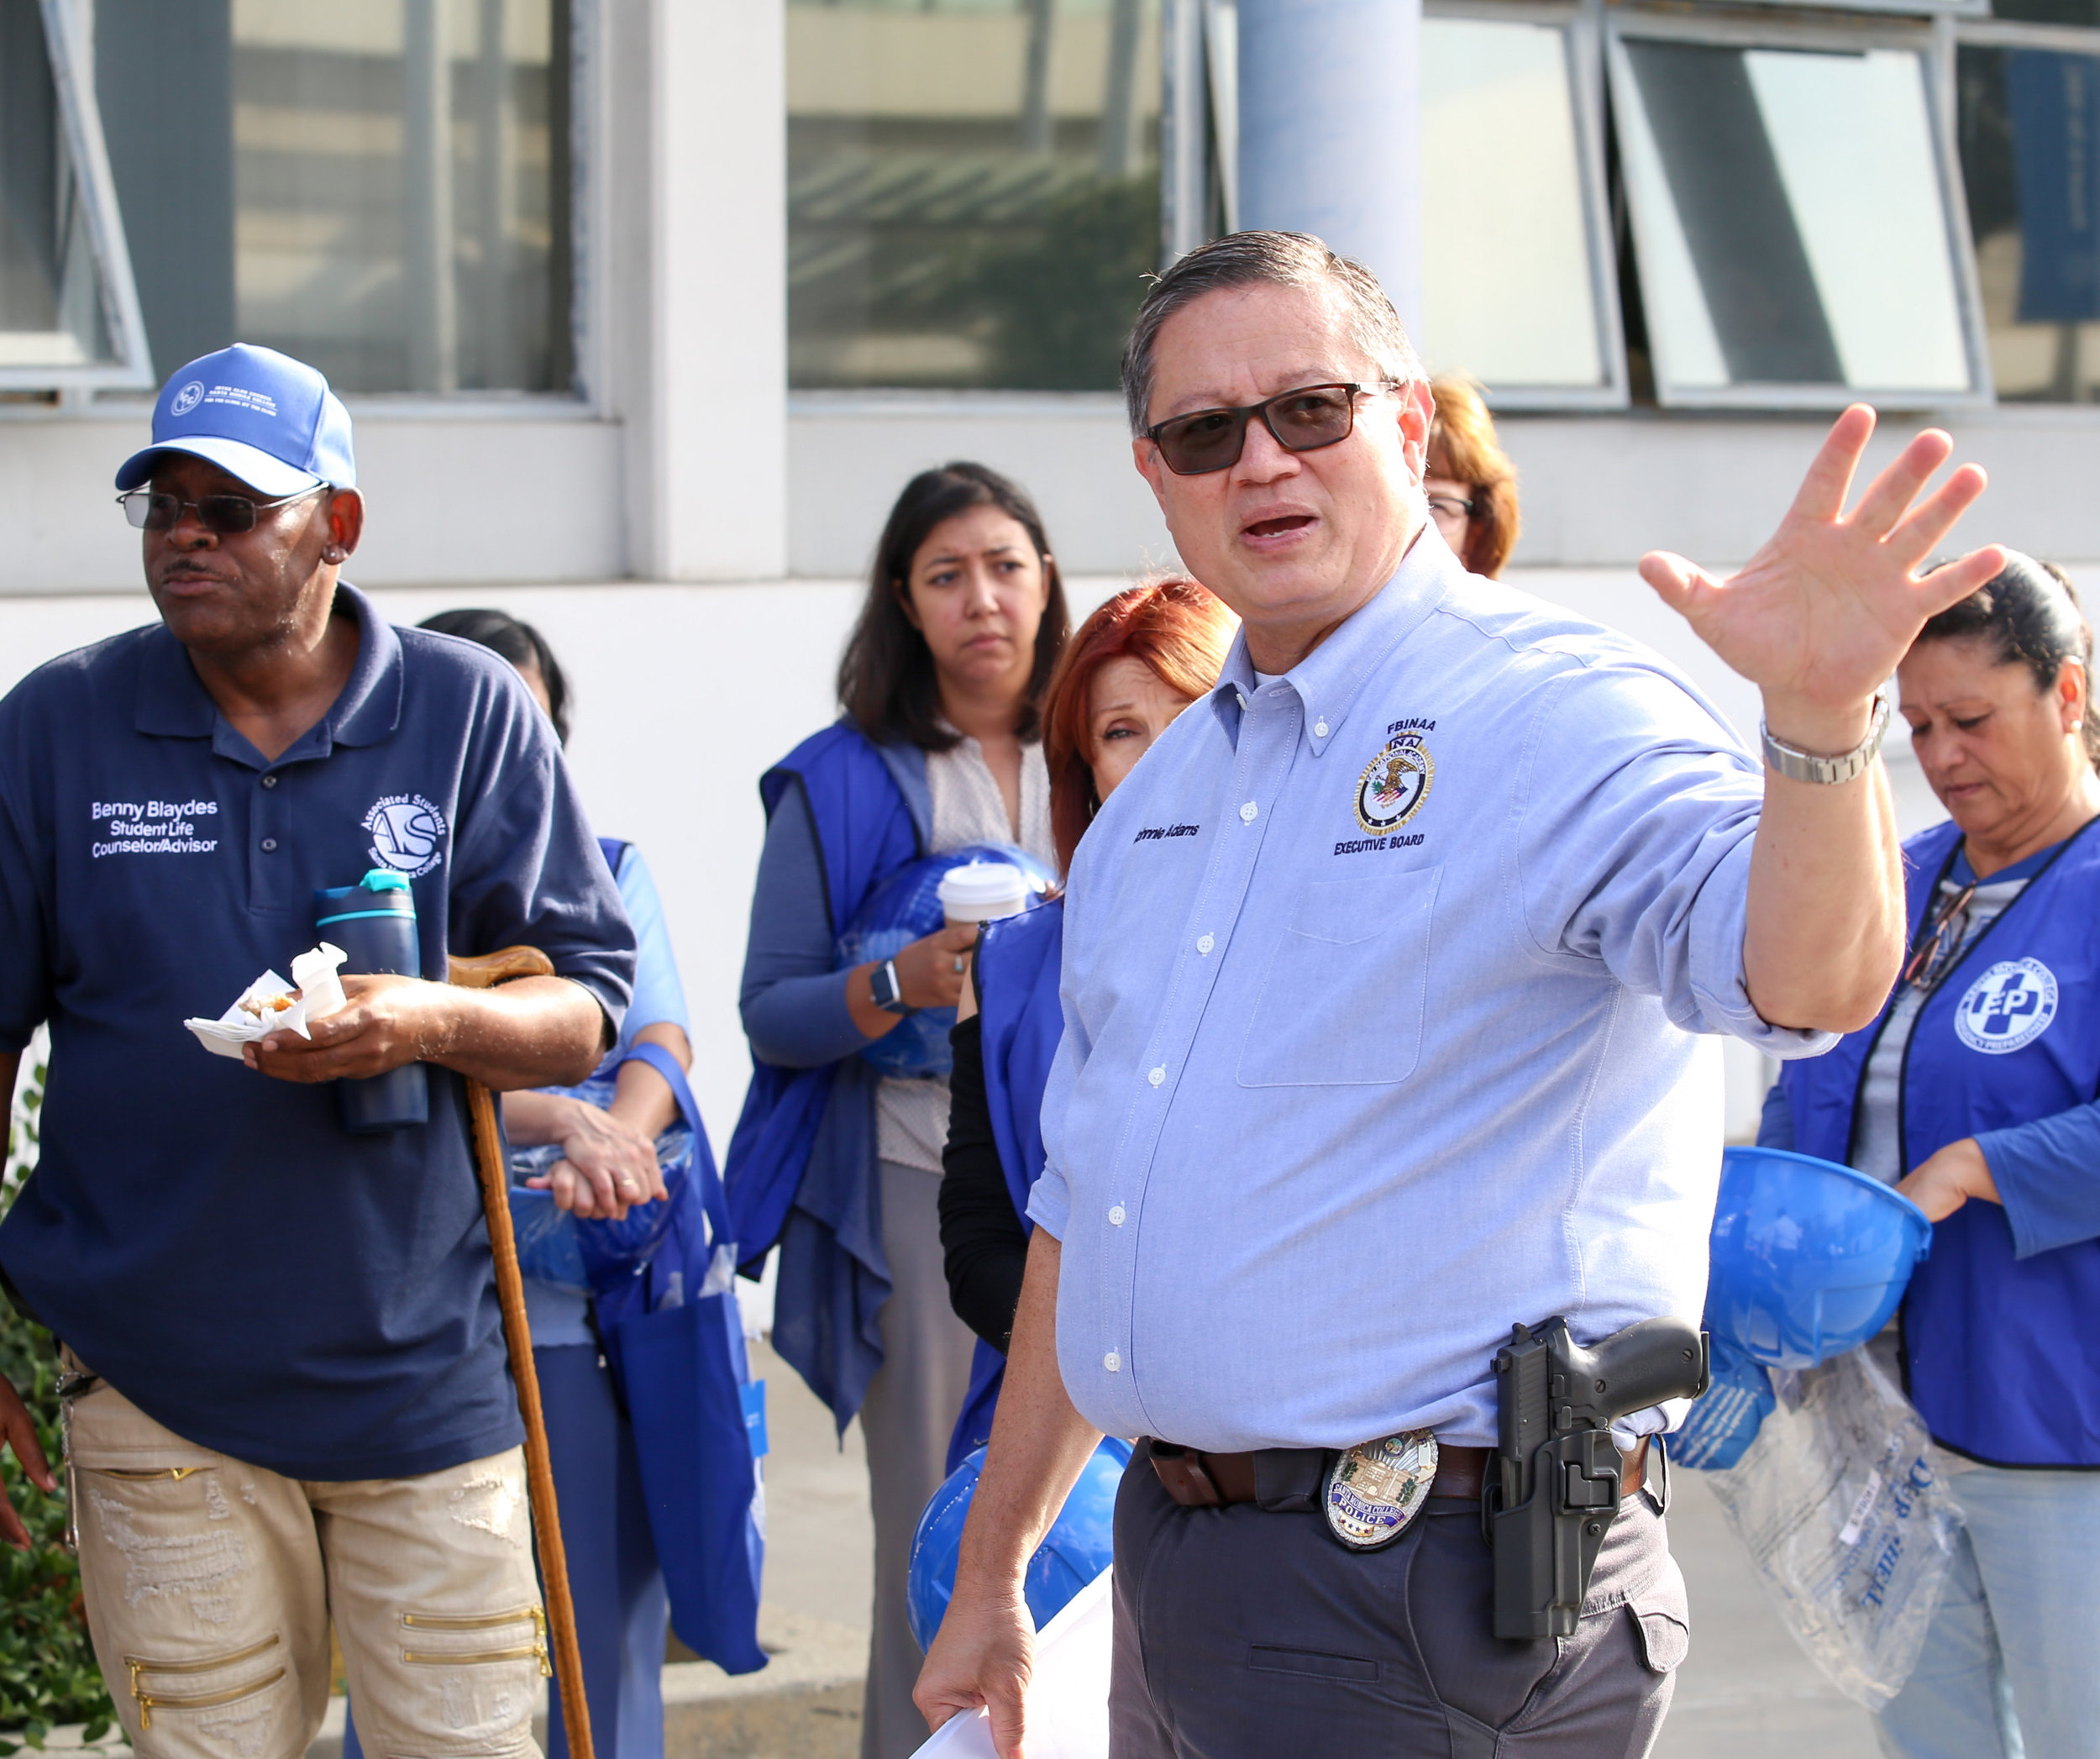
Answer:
[
  {"left": 788, "top": 0, "right": 1163, "bottom": 392},
  {"left": 1957, "top": 18, "right": 2100, "bottom": 401},
  {"left": 1419, "top": 8, "right": 1623, "bottom": 404},
  {"left": 1609, "top": 18, "right": 1984, "bottom": 407},
  {"left": 0, "top": 0, "right": 152, "bottom": 389},
  {"left": 85, "top": 0, "right": 573, "bottom": 396}
]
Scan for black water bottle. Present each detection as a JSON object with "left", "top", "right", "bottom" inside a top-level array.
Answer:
[{"left": 314, "top": 869, "right": 429, "bottom": 1133}]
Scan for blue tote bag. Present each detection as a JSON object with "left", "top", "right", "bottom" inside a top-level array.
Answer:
[{"left": 592, "top": 1042, "right": 769, "bottom": 1677}]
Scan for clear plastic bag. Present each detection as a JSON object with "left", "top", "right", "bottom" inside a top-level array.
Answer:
[{"left": 1701, "top": 1345, "right": 1962, "bottom": 1709}]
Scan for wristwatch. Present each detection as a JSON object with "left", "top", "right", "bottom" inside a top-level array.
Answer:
[
  {"left": 869, "top": 958, "right": 914, "bottom": 1016},
  {"left": 1760, "top": 690, "right": 1893, "bottom": 785}
]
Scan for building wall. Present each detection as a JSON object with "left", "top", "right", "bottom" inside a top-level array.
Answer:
[{"left": 10, "top": 390, "right": 2078, "bottom": 602}]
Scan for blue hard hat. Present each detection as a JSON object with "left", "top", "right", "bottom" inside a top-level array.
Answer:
[
  {"left": 908, "top": 1436, "right": 1131, "bottom": 1652},
  {"left": 1705, "top": 1146, "right": 1931, "bottom": 1371},
  {"left": 837, "top": 843, "right": 1056, "bottom": 1079}
]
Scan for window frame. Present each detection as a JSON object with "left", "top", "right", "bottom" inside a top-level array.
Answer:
[
  {"left": 1163, "top": 0, "right": 1630, "bottom": 409},
  {"left": 0, "top": 0, "right": 155, "bottom": 392},
  {"left": 1607, "top": 3, "right": 1993, "bottom": 411},
  {"left": 1421, "top": 0, "right": 1630, "bottom": 411},
  {"left": 1950, "top": 9, "right": 2100, "bottom": 408}
]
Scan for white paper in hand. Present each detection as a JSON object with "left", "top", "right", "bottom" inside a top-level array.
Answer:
[
  {"left": 185, "top": 943, "right": 349, "bottom": 1058},
  {"left": 911, "top": 1567, "right": 1113, "bottom": 1759}
]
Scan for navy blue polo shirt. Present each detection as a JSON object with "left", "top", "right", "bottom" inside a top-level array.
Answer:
[{"left": 0, "top": 585, "right": 636, "bottom": 1480}]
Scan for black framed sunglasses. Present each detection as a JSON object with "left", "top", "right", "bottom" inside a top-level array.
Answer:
[
  {"left": 1144, "top": 381, "right": 1399, "bottom": 476},
  {"left": 117, "top": 483, "right": 327, "bottom": 534}
]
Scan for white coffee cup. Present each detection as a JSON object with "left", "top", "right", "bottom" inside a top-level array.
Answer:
[{"left": 937, "top": 860, "right": 1032, "bottom": 926}]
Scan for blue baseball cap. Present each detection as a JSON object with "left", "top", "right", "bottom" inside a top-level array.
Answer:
[{"left": 116, "top": 344, "right": 356, "bottom": 497}]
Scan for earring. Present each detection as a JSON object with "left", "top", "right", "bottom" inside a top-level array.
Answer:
[{"left": 323, "top": 547, "right": 344, "bottom": 563}]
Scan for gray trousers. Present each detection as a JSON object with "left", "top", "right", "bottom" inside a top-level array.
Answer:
[
  {"left": 860, "top": 1161, "right": 980, "bottom": 1759},
  {"left": 1110, "top": 1440, "right": 1688, "bottom": 1758}
]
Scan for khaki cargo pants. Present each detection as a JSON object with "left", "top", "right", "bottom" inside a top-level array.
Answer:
[{"left": 66, "top": 1363, "right": 547, "bottom": 1759}]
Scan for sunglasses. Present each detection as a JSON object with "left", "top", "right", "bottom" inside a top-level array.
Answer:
[
  {"left": 1900, "top": 880, "right": 1977, "bottom": 992},
  {"left": 117, "top": 483, "right": 328, "bottom": 534},
  {"left": 1144, "top": 381, "right": 1399, "bottom": 476}
]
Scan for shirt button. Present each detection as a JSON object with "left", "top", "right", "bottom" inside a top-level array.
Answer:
[
  {"left": 1109, "top": 1205, "right": 1126, "bottom": 1226},
  {"left": 260, "top": 774, "right": 279, "bottom": 789},
  {"left": 260, "top": 837, "right": 278, "bottom": 853},
  {"left": 1315, "top": 720, "right": 1330, "bottom": 738},
  {"left": 1104, "top": 1351, "right": 1121, "bottom": 1373},
  {"left": 1196, "top": 933, "right": 1215, "bottom": 955},
  {"left": 1147, "top": 1066, "right": 1164, "bottom": 1087},
  {"left": 1239, "top": 801, "right": 1257, "bottom": 822}
]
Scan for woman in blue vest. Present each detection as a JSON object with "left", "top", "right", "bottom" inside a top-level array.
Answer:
[
  {"left": 1761, "top": 554, "right": 2100, "bottom": 1759},
  {"left": 939, "top": 579, "right": 1237, "bottom": 1468},
  {"left": 345, "top": 609, "right": 697, "bottom": 1759},
  {"left": 727, "top": 465, "right": 1068, "bottom": 1759}
]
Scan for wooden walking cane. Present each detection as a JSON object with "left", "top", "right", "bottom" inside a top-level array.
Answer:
[{"left": 448, "top": 946, "right": 594, "bottom": 1759}]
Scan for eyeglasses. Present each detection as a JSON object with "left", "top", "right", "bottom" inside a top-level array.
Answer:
[
  {"left": 1900, "top": 880, "right": 1977, "bottom": 992},
  {"left": 117, "top": 484, "right": 327, "bottom": 534},
  {"left": 1144, "top": 381, "right": 1398, "bottom": 476},
  {"left": 1427, "top": 495, "right": 1475, "bottom": 522}
]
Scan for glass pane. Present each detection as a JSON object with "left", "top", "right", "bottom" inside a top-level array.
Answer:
[
  {"left": 228, "top": 0, "right": 570, "bottom": 393},
  {"left": 0, "top": 0, "right": 117, "bottom": 367},
  {"left": 1420, "top": 17, "right": 1604, "bottom": 391},
  {"left": 1614, "top": 38, "right": 1973, "bottom": 396},
  {"left": 1988, "top": 0, "right": 2100, "bottom": 28},
  {"left": 1957, "top": 44, "right": 2100, "bottom": 402},
  {"left": 789, "top": 0, "right": 1163, "bottom": 391}
]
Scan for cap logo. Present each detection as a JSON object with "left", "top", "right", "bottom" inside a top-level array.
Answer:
[{"left": 170, "top": 380, "right": 206, "bottom": 417}]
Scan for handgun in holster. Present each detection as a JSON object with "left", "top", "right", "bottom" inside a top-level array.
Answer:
[{"left": 1483, "top": 1315, "right": 1709, "bottom": 1641}]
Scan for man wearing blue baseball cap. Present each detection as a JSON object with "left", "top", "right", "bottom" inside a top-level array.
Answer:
[{"left": 0, "top": 344, "right": 638, "bottom": 1756}]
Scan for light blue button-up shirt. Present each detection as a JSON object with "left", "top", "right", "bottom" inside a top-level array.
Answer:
[{"left": 1029, "top": 530, "right": 1833, "bottom": 1452}]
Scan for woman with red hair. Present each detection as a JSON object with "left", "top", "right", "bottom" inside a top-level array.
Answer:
[{"left": 938, "top": 578, "right": 1237, "bottom": 1465}]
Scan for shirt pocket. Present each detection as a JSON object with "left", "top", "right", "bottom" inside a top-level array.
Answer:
[{"left": 1236, "top": 867, "right": 1441, "bottom": 1088}]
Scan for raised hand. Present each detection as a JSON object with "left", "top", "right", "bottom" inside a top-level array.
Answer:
[{"left": 1640, "top": 406, "right": 2003, "bottom": 751}]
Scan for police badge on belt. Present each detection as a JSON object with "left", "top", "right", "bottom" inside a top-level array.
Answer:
[{"left": 1323, "top": 1431, "right": 1438, "bottom": 1551}]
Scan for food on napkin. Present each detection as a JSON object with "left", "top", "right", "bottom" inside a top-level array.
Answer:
[{"left": 186, "top": 943, "right": 349, "bottom": 1059}]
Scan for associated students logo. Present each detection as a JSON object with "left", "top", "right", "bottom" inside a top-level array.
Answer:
[
  {"left": 169, "top": 380, "right": 206, "bottom": 417},
  {"left": 364, "top": 793, "right": 448, "bottom": 878},
  {"left": 1955, "top": 958, "right": 2058, "bottom": 1054}
]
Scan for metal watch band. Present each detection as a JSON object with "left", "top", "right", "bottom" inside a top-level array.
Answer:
[{"left": 1759, "top": 689, "right": 1893, "bottom": 785}]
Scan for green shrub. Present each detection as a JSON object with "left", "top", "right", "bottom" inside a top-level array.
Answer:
[{"left": 2, "top": 1044, "right": 115, "bottom": 1748}]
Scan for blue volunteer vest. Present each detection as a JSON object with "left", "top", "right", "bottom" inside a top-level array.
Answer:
[
  {"left": 947, "top": 898, "right": 1066, "bottom": 1473},
  {"left": 722, "top": 722, "right": 921, "bottom": 1429},
  {"left": 1782, "top": 816, "right": 2100, "bottom": 1467}
]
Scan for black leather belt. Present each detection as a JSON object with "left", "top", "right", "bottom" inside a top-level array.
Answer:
[{"left": 1146, "top": 1438, "right": 1646, "bottom": 1510}]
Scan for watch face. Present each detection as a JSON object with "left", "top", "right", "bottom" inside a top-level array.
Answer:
[{"left": 872, "top": 960, "right": 904, "bottom": 1011}]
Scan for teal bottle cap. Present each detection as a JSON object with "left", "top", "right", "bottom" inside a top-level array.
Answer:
[{"left": 360, "top": 869, "right": 413, "bottom": 893}]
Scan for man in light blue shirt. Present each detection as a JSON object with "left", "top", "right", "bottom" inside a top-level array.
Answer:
[{"left": 916, "top": 233, "right": 2003, "bottom": 1759}]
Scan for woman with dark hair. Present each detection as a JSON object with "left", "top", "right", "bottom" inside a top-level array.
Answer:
[
  {"left": 340, "top": 610, "right": 702, "bottom": 1759},
  {"left": 939, "top": 578, "right": 1236, "bottom": 1468},
  {"left": 1758, "top": 553, "right": 2100, "bottom": 1757},
  {"left": 421, "top": 606, "right": 573, "bottom": 743},
  {"left": 725, "top": 462, "right": 1068, "bottom": 1759},
  {"left": 1425, "top": 375, "right": 1520, "bottom": 578}
]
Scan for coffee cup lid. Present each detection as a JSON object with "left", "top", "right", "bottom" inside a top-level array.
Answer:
[{"left": 938, "top": 861, "right": 1030, "bottom": 919}]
